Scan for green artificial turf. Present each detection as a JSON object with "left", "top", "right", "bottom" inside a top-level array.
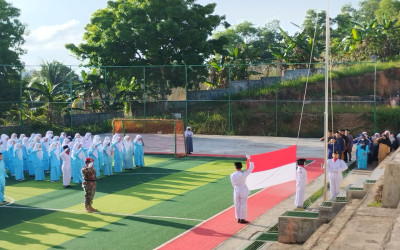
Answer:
[{"left": 0, "top": 155, "right": 241, "bottom": 249}]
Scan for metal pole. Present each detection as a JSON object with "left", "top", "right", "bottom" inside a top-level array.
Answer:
[
  {"left": 228, "top": 66, "right": 232, "bottom": 134},
  {"left": 185, "top": 66, "right": 188, "bottom": 126},
  {"left": 275, "top": 63, "right": 279, "bottom": 136},
  {"left": 19, "top": 67, "right": 23, "bottom": 131},
  {"left": 69, "top": 66, "right": 73, "bottom": 132},
  {"left": 143, "top": 66, "right": 146, "bottom": 118},
  {"left": 373, "top": 61, "right": 377, "bottom": 133},
  {"left": 323, "top": 0, "right": 330, "bottom": 201}
]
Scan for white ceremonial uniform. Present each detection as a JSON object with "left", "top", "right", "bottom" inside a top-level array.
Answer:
[
  {"left": 60, "top": 150, "right": 72, "bottom": 186},
  {"left": 327, "top": 159, "right": 348, "bottom": 199},
  {"left": 294, "top": 165, "right": 307, "bottom": 207},
  {"left": 230, "top": 162, "right": 255, "bottom": 220}
]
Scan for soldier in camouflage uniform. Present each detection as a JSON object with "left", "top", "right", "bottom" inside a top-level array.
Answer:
[{"left": 82, "top": 157, "right": 98, "bottom": 212}]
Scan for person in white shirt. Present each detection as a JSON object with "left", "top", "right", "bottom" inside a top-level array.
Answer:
[
  {"left": 230, "top": 155, "right": 255, "bottom": 224},
  {"left": 327, "top": 151, "right": 348, "bottom": 199},
  {"left": 60, "top": 145, "right": 72, "bottom": 188},
  {"left": 294, "top": 158, "right": 307, "bottom": 208}
]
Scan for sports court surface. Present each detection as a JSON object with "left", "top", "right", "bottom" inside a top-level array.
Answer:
[{"left": 0, "top": 136, "right": 324, "bottom": 249}]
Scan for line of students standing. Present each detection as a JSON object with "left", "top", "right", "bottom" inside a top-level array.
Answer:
[{"left": 0, "top": 132, "right": 145, "bottom": 186}]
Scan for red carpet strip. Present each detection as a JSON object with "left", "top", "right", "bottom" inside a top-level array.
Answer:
[{"left": 159, "top": 158, "right": 324, "bottom": 250}]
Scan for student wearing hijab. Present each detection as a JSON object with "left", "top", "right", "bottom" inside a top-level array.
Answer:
[
  {"left": 102, "top": 137, "right": 113, "bottom": 176},
  {"left": 93, "top": 135, "right": 103, "bottom": 170},
  {"left": 27, "top": 142, "right": 35, "bottom": 177},
  {"left": 82, "top": 133, "right": 93, "bottom": 149},
  {"left": 5, "top": 139, "right": 16, "bottom": 176},
  {"left": 32, "top": 142, "right": 45, "bottom": 181},
  {"left": 72, "top": 139, "right": 85, "bottom": 183},
  {"left": 374, "top": 133, "right": 392, "bottom": 164},
  {"left": 184, "top": 126, "right": 194, "bottom": 154},
  {"left": 89, "top": 140, "right": 101, "bottom": 178},
  {"left": 60, "top": 132, "right": 67, "bottom": 145},
  {"left": 294, "top": 158, "right": 307, "bottom": 208},
  {"left": 356, "top": 135, "right": 369, "bottom": 169},
  {"left": 133, "top": 135, "right": 145, "bottom": 167},
  {"left": 49, "top": 141, "right": 61, "bottom": 182},
  {"left": 0, "top": 153, "right": 9, "bottom": 204},
  {"left": 41, "top": 137, "right": 50, "bottom": 172},
  {"left": 123, "top": 135, "right": 134, "bottom": 170},
  {"left": 22, "top": 137, "right": 30, "bottom": 172},
  {"left": 13, "top": 143, "right": 24, "bottom": 181},
  {"left": 112, "top": 134, "right": 123, "bottom": 172},
  {"left": 60, "top": 145, "right": 72, "bottom": 188}
]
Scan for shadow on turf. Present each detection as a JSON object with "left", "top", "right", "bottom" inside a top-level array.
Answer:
[{"left": 0, "top": 204, "right": 115, "bottom": 248}]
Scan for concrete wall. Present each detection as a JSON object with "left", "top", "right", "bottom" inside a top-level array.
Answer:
[
  {"left": 282, "top": 68, "right": 324, "bottom": 81},
  {"left": 187, "top": 77, "right": 277, "bottom": 100},
  {"left": 382, "top": 150, "right": 400, "bottom": 208}
]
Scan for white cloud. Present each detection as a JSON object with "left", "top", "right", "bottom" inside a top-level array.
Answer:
[{"left": 30, "top": 19, "right": 80, "bottom": 42}]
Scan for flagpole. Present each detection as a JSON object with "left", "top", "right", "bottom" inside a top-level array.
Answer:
[{"left": 323, "top": 0, "right": 330, "bottom": 201}]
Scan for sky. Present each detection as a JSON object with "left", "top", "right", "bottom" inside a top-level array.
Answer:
[{"left": 7, "top": 0, "right": 361, "bottom": 66}]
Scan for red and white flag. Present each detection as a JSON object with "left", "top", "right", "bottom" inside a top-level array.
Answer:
[{"left": 246, "top": 145, "right": 297, "bottom": 190}]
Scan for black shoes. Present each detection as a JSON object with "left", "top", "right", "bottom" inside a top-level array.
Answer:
[
  {"left": 64, "top": 185, "right": 72, "bottom": 188},
  {"left": 237, "top": 219, "right": 249, "bottom": 224}
]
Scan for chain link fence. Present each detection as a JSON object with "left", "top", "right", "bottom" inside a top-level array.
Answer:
[{"left": 0, "top": 62, "right": 396, "bottom": 137}]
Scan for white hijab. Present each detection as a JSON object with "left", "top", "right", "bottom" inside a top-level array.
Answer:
[
  {"left": 22, "top": 137, "right": 30, "bottom": 149},
  {"left": 0, "top": 141, "right": 5, "bottom": 153},
  {"left": 112, "top": 134, "right": 123, "bottom": 152},
  {"left": 123, "top": 136, "right": 133, "bottom": 150},
  {"left": 29, "top": 133, "right": 36, "bottom": 142},
  {"left": 7, "top": 139, "right": 16, "bottom": 149},
  {"left": 82, "top": 132, "right": 92, "bottom": 149},
  {"left": 60, "top": 132, "right": 66, "bottom": 139},
  {"left": 33, "top": 142, "right": 43, "bottom": 160},
  {"left": 15, "top": 143, "right": 23, "bottom": 160},
  {"left": 72, "top": 139, "right": 85, "bottom": 161},
  {"left": 62, "top": 138, "right": 71, "bottom": 147},
  {"left": 185, "top": 127, "right": 193, "bottom": 137},
  {"left": 11, "top": 133, "right": 17, "bottom": 140},
  {"left": 134, "top": 135, "right": 143, "bottom": 145},
  {"left": 89, "top": 141, "right": 99, "bottom": 158},
  {"left": 41, "top": 137, "right": 50, "bottom": 151},
  {"left": 48, "top": 141, "right": 61, "bottom": 160},
  {"left": 103, "top": 136, "right": 112, "bottom": 156},
  {"left": 19, "top": 134, "right": 26, "bottom": 142}
]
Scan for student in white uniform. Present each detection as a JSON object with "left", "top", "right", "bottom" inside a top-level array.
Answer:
[
  {"left": 327, "top": 150, "right": 348, "bottom": 199},
  {"left": 60, "top": 145, "right": 72, "bottom": 188},
  {"left": 230, "top": 155, "right": 254, "bottom": 224},
  {"left": 294, "top": 158, "right": 307, "bottom": 208}
]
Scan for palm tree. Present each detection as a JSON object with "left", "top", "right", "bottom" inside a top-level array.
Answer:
[{"left": 25, "top": 61, "right": 79, "bottom": 124}]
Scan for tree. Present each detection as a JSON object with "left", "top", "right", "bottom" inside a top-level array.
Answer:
[
  {"left": 208, "top": 20, "right": 282, "bottom": 87},
  {"left": 355, "top": 0, "right": 381, "bottom": 23},
  {"left": 0, "top": 0, "right": 26, "bottom": 122},
  {"left": 25, "top": 61, "right": 79, "bottom": 124},
  {"left": 66, "top": 0, "right": 228, "bottom": 100},
  {"left": 375, "top": 0, "right": 400, "bottom": 23}
]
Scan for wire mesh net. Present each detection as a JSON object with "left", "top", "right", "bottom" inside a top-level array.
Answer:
[{"left": 112, "top": 118, "right": 186, "bottom": 157}]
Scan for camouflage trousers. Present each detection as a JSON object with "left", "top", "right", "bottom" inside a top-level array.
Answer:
[{"left": 83, "top": 182, "right": 96, "bottom": 206}]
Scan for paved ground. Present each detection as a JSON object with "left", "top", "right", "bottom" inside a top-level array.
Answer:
[{"left": 100, "top": 134, "right": 325, "bottom": 158}]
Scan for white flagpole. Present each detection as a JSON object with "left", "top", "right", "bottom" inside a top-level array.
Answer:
[{"left": 323, "top": 0, "right": 330, "bottom": 201}]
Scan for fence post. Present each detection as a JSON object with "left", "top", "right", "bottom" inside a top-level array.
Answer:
[
  {"left": 185, "top": 65, "right": 188, "bottom": 126},
  {"left": 143, "top": 66, "right": 146, "bottom": 118},
  {"left": 275, "top": 63, "right": 279, "bottom": 136},
  {"left": 228, "top": 66, "right": 233, "bottom": 134},
  {"left": 19, "top": 67, "right": 23, "bottom": 132},
  {"left": 69, "top": 66, "right": 73, "bottom": 132}
]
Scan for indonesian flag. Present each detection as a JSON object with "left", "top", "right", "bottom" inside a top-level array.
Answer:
[{"left": 246, "top": 145, "right": 297, "bottom": 190}]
